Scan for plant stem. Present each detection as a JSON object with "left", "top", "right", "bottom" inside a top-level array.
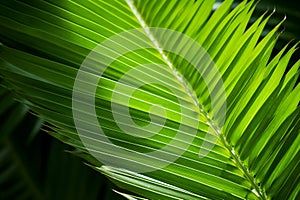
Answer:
[
  {"left": 126, "top": 0, "right": 268, "bottom": 199},
  {"left": 219, "top": 134, "right": 268, "bottom": 200}
]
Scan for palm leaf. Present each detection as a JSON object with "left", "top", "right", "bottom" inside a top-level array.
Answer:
[
  {"left": 0, "top": 83, "right": 124, "bottom": 199},
  {"left": 0, "top": 0, "right": 299, "bottom": 199}
]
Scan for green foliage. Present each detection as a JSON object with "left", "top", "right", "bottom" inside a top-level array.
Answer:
[
  {"left": 0, "top": 0, "right": 299, "bottom": 199},
  {"left": 0, "top": 84, "right": 124, "bottom": 200}
]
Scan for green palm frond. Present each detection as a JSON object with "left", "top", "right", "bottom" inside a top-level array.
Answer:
[
  {"left": 0, "top": 83, "right": 124, "bottom": 200},
  {"left": 0, "top": 0, "right": 299, "bottom": 199}
]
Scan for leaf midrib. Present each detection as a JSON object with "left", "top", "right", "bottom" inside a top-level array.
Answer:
[{"left": 125, "top": 0, "right": 267, "bottom": 199}]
